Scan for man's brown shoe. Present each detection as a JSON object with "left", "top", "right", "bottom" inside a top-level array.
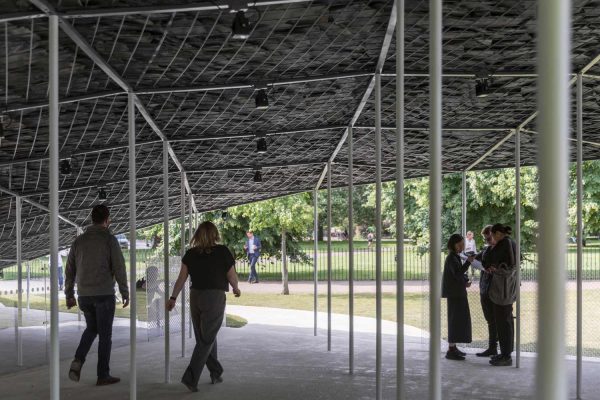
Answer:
[{"left": 96, "top": 376, "right": 121, "bottom": 386}]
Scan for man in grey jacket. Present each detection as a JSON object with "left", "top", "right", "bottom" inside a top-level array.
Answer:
[{"left": 64, "top": 205, "right": 129, "bottom": 386}]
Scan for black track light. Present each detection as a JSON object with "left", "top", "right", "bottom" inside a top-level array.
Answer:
[
  {"left": 221, "top": 210, "right": 229, "bottom": 220},
  {"left": 475, "top": 78, "right": 490, "bottom": 98},
  {"left": 255, "top": 89, "right": 269, "bottom": 109},
  {"left": 98, "top": 188, "right": 107, "bottom": 200},
  {"left": 60, "top": 159, "right": 72, "bottom": 175},
  {"left": 253, "top": 169, "right": 263, "bottom": 183},
  {"left": 232, "top": 11, "right": 251, "bottom": 40},
  {"left": 256, "top": 137, "right": 267, "bottom": 153}
]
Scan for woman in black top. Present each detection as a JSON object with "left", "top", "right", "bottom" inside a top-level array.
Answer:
[
  {"left": 442, "top": 233, "right": 474, "bottom": 361},
  {"left": 474, "top": 225, "right": 498, "bottom": 358},
  {"left": 167, "top": 221, "right": 241, "bottom": 392}
]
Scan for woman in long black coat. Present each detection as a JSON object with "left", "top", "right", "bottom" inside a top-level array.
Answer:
[{"left": 442, "top": 233, "right": 475, "bottom": 360}]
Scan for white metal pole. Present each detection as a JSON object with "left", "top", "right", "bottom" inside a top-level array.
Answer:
[
  {"left": 347, "top": 125, "right": 354, "bottom": 374},
  {"left": 375, "top": 72, "right": 383, "bottom": 400},
  {"left": 16, "top": 196, "right": 23, "bottom": 367},
  {"left": 327, "top": 161, "right": 332, "bottom": 351},
  {"left": 26, "top": 260, "right": 30, "bottom": 310},
  {"left": 515, "top": 128, "right": 521, "bottom": 368},
  {"left": 188, "top": 192, "right": 193, "bottom": 340},
  {"left": 48, "top": 14, "right": 60, "bottom": 400},
  {"left": 313, "top": 189, "right": 319, "bottom": 337},
  {"left": 575, "top": 73, "right": 583, "bottom": 400},
  {"left": 536, "top": 0, "right": 570, "bottom": 398},
  {"left": 180, "top": 172, "right": 186, "bottom": 358},
  {"left": 163, "top": 141, "right": 171, "bottom": 383},
  {"left": 128, "top": 92, "right": 137, "bottom": 400},
  {"left": 429, "top": 0, "right": 442, "bottom": 398},
  {"left": 396, "top": 0, "right": 405, "bottom": 397}
]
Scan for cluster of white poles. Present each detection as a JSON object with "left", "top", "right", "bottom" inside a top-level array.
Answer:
[{"left": 6, "top": 0, "right": 590, "bottom": 399}]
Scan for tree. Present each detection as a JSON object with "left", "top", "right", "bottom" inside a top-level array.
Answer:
[{"left": 227, "top": 193, "right": 314, "bottom": 294}]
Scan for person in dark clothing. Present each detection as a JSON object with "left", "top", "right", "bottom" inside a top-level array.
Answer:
[
  {"left": 167, "top": 221, "right": 241, "bottom": 393},
  {"left": 474, "top": 225, "right": 498, "bottom": 357},
  {"left": 442, "top": 233, "right": 475, "bottom": 361},
  {"left": 64, "top": 204, "right": 129, "bottom": 386},
  {"left": 487, "top": 223, "right": 518, "bottom": 367}
]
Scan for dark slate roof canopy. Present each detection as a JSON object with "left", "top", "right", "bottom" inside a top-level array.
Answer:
[{"left": 1, "top": 0, "right": 600, "bottom": 265}]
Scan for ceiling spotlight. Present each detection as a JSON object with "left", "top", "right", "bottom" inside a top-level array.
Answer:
[
  {"left": 98, "top": 188, "right": 107, "bottom": 200},
  {"left": 232, "top": 11, "right": 251, "bottom": 39},
  {"left": 256, "top": 136, "right": 267, "bottom": 153},
  {"left": 253, "top": 169, "right": 263, "bottom": 183},
  {"left": 255, "top": 89, "right": 269, "bottom": 109},
  {"left": 221, "top": 210, "right": 229, "bottom": 220},
  {"left": 60, "top": 159, "right": 72, "bottom": 175},
  {"left": 475, "top": 78, "right": 490, "bottom": 98}
]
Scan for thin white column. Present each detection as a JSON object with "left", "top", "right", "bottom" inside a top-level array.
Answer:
[
  {"left": 396, "top": 0, "right": 405, "bottom": 397},
  {"left": 48, "top": 14, "right": 60, "bottom": 400},
  {"left": 347, "top": 125, "right": 354, "bottom": 374},
  {"left": 128, "top": 92, "right": 137, "bottom": 400},
  {"left": 429, "top": 0, "right": 442, "bottom": 398},
  {"left": 515, "top": 128, "right": 521, "bottom": 368},
  {"left": 327, "top": 161, "right": 332, "bottom": 351},
  {"left": 16, "top": 196, "right": 23, "bottom": 367},
  {"left": 375, "top": 72, "right": 383, "bottom": 400},
  {"left": 575, "top": 73, "right": 583, "bottom": 400},
  {"left": 313, "top": 189, "right": 319, "bottom": 336},
  {"left": 461, "top": 171, "right": 467, "bottom": 237},
  {"left": 180, "top": 172, "right": 186, "bottom": 358},
  {"left": 536, "top": 0, "right": 571, "bottom": 398},
  {"left": 188, "top": 192, "right": 193, "bottom": 340},
  {"left": 163, "top": 141, "right": 171, "bottom": 383}
]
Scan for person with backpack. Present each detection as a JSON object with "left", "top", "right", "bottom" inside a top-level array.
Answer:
[{"left": 487, "top": 224, "right": 518, "bottom": 366}]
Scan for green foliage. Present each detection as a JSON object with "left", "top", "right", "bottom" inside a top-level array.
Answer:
[{"left": 204, "top": 193, "right": 314, "bottom": 261}]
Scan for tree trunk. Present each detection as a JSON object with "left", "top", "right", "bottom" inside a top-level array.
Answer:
[{"left": 281, "top": 228, "right": 290, "bottom": 295}]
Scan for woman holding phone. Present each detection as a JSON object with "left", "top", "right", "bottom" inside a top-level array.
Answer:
[{"left": 442, "top": 233, "right": 475, "bottom": 360}]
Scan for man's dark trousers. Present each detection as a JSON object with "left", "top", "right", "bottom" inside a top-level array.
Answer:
[
  {"left": 248, "top": 254, "right": 259, "bottom": 282},
  {"left": 75, "top": 295, "right": 116, "bottom": 378}
]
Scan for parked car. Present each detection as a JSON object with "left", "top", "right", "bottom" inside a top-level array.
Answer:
[{"left": 116, "top": 234, "right": 130, "bottom": 249}]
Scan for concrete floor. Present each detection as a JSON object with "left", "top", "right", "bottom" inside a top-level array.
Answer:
[{"left": 1, "top": 312, "right": 599, "bottom": 400}]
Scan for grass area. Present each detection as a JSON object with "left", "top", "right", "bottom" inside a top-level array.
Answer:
[
  {"left": 226, "top": 314, "right": 247, "bottom": 328},
  {"left": 227, "top": 288, "right": 600, "bottom": 357}
]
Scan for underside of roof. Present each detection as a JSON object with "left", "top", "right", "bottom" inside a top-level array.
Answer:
[{"left": 1, "top": 0, "right": 600, "bottom": 266}]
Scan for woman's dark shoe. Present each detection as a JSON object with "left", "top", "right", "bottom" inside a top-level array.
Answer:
[
  {"left": 210, "top": 374, "right": 223, "bottom": 384},
  {"left": 68, "top": 359, "right": 83, "bottom": 382},
  {"left": 96, "top": 376, "right": 121, "bottom": 386},
  {"left": 476, "top": 347, "right": 498, "bottom": 357},
  {"left": 490, "top": 355, "right": 513, "bottom": 367},
  {"left": 445, "top": 349, "right": 465, "bottom": 361},
  {"left": 181, "top": 380, "right": 198, "bottom": 392},
  {"left": 455, "top": 348, "right": 466, "bottom": 357}
]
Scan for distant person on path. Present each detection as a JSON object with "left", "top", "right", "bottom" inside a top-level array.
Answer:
[
  {"left": 465, "top": 231, "right": 477, "bottom": 254},
  {"left": 367, "top": 231, "right": 374, "bottom": 250},
  {"left": 487, "top": 224, "right": 518, "bottom": 367},
  {"left": 50, "top": 249, "right": 67, "bottom": 290},
  {"left": 64, "top": 204, "right": 129, "bottom": 386},
  {"left": 243, "top": 230, "right": 261, "bottom": 284},
  {"left": 167, "top": 221, "right": 241, "bottom": 392},
  {"left": 473, "top": 225, "right": 498, "bottom": 357},
  {"left": 442, "top": 233, "right": 474, "bottom": 361}
]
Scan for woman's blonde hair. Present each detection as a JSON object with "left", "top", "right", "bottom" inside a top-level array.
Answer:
[{"left": 190, "top": 221, "right": 220, "bottom": 253}]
